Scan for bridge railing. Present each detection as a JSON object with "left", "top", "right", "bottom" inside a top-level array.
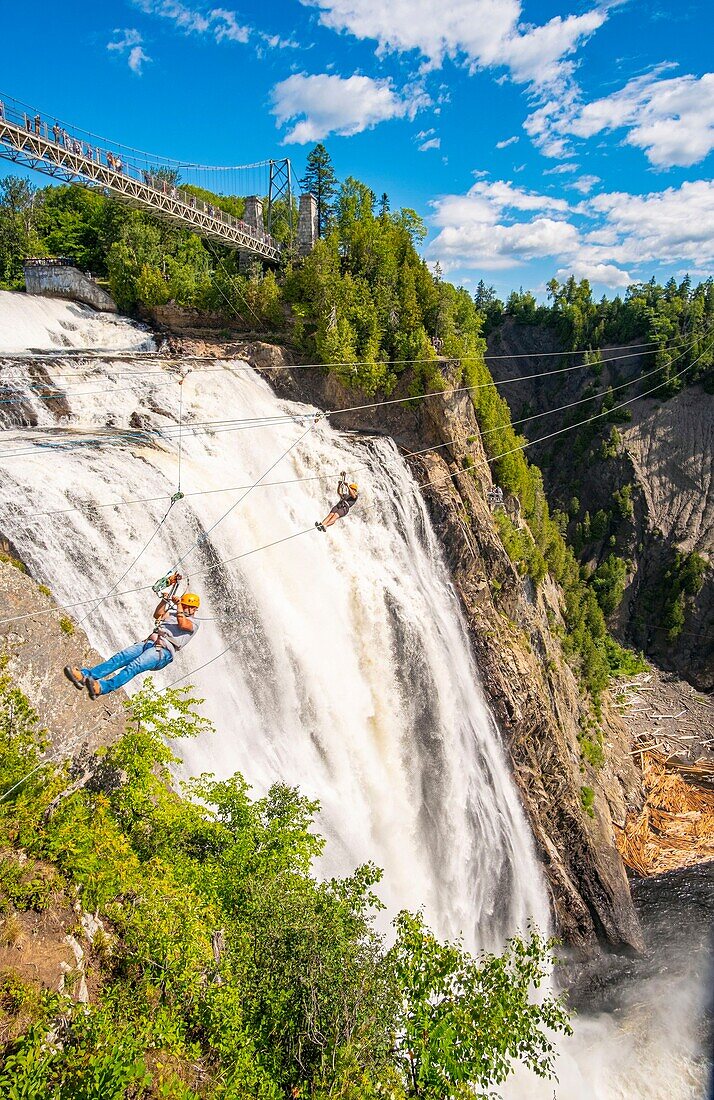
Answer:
[{"left": 0, "top": 93, "right": 280, "bottom": 258}]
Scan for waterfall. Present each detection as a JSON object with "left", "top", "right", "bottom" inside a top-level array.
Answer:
[
  {"left": 0, "top": 290, "right": 548, "bottom": 949},
  {"left": 1, "top": 291, "right": 708, "bottom": 1097}
]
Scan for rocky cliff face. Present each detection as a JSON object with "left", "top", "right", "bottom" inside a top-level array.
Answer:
[
  {"left": 0, "top": 558, "right": 128, "bottom": 759},
  {"left": 486, "top": 319, "right": 713, "bottom": 691},
  {"left": 243, "top": 342, "right": 645, "bottom": 955}
]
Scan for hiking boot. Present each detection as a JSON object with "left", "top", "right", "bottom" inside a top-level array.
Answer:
[
  {"left": 85, "top": 677, "right": 102, "bottom": 700},
  {"left": 64, "top": 666, "right": 85, "bottom": 690},
  {"left": 315, "top": 521, "right": 326, "bottom": 533}
]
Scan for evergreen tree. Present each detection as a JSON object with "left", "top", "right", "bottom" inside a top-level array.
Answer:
[
  {"left": 300, "top": 143, "right": 338, "bottom": 238},
  {"left": 378, "top": 192, "right": 390, "bottom": 217}
]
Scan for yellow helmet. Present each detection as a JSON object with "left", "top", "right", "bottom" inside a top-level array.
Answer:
[
  {"left": 349, "top": 483, "right": 358, "bottom": 492},
  {"left": 180, "top": 592, "right": 200, "bottom": 609}
]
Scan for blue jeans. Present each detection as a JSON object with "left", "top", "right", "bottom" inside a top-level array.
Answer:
[{"left": 82, "top": 641, "right": 173, "bottom": 695}]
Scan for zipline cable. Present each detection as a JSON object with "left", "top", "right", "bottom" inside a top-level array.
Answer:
[
  {"left": 0, "top": 340, "right": 700, "bottom": 457},
  {"left": 0, "top": 336, "right": 709, "bottom": 631},
  {"left": 0, "top": 336, "right": 694, "bottom": 375},
  {"left": 1, "top": 341, "right": 710, "bottom": 802},
  {"left": 177, "top": 372, "right": 186, "bottom": 493},
  {"left": 74, "top": 494, "right": 181, "bottom": 630},
  {"left": 169, "top": 415, "right": 322, "bottom": 573},
  {"left": 20, "top": 326, "right": 709, "bottom": 520},
  {"left": 162, "top": 339, "right": 714, "bottom": 689}
]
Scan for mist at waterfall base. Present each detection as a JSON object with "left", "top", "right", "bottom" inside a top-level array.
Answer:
[{"left": 0, "top": 291, "right": 709, "bottom": 1097}]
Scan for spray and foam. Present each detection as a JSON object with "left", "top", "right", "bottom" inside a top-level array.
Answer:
[{"left": 0, "top": 290, "right": 707, "bottom": 1097}]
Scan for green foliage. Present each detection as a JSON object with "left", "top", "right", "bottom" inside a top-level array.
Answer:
[
  {"left": 590, "top": 555, "right": 628, "bottom": 616},
  {"left": 580, "top": 786, "right": 595, "bottom": 817},
  {"left": 0, "top": 679, "right": 569, "bottom": 1098},
  {"left": 494, "top": 512, "right": 547, "bottom": 584},
  {"left": 612, "top": 484, "right": 634, "bottom": 519},
  {"left": 544, "top": 274, "right": 714, "bottom": 390},
  {"left": 300, "top": 143, "right": 338, "bottom": 238},
  {"left": 389, "top": 910, "right": 571, "bottom": 1098},
  {"left": 603, "top": 637, "right": 648, "bottom": 678},
  {"left": 600, "top": 426, "right": 621, "bottom": 459},
  {"left": 0, "top": 675, "right": 48, "bottom": 804},
  {"left": 0, "top": 178, "right": 45, "bottom": 287},
  {"left": 59, "top": 616, "right": 74, "bottom": 636},
  {"left": 577, "top": 717, "right": 605, "bottom": 769},
  {"left": 0, "top": 551, "right": 26, "bottom": 572},
  {"left": 657, "top": 550, "right": 709, "bottom": 640}
]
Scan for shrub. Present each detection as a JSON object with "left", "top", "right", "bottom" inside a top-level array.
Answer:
[{"left": 580, "top": 786, "right": 595, "bottom": 817}]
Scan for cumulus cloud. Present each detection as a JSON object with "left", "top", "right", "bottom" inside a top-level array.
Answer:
[
  {"left": 419, "top": 137, "right": 441, "bottom": 151},
  {"left": 271, "top": 73, "right": 428, "bottom": 143},
  {"left": 107, "top": 28, "right": 152, "bottom": 73},
  {"left": 570, "top": 69, "right": 714, "bottom": 167},
  {"left": 555, "top": 261, "right": 631, "bottom": 287},
  {"left": 301, "top": 0, "right": 607, "bottom": 91},
  {"left": 496, "top": 135, "right": 519, "bottom": 149},
  {"left": 526, "top": 66, "right": 714, "bottom": 167},
  {"left": 426, "top": 175, "right": 714, "bottom": 286}
]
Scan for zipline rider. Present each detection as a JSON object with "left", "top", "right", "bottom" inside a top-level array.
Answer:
[
  {"left": 315, "top": 472, "right": 359, "bottom": 532},
  {"left": 64, "top": 574, "right": 201, "bottom": 699}
]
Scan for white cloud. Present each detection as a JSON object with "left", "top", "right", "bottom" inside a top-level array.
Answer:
[
  {"left": 271, "top": 73, "right": 428, "bottom": 143},
  {"left": 133, "top": 0, "right": 250, "bottom": 44},
  {"left": 301, "top": 0, "right": 608, "bottom": 91},
  {"left": 543, "top": 163, "right": 578, "bottom": 175},
  {"left": 419, "top": 137, "right": 441, "bottom": 151},
  {"left": 209, "top": 7, "right": 250, "bottom": 42},
  {"left": 107, "top": 28, "right": 152, "bottom": 74},
  {"left": 555, "top": 261, "right": 631, "bottom": 287},
  {"left": 568, "top": 174, "right": 601, "bottom": 194},
  {"left": 586, "top": 181, "right": 714, "bottom": 264},
  {"left": 258, "top": 33, "right": 300, "bottom": 49},
  {"left": 496, "top": 135, "right": 519, "bottom": 149},
  {"left": 527, "top": 66, "right": 714, "bottom": 168},
  {"left": 426, "top": 175, "right": 714, "bottom": 285},
  {"left": 570, "top": 69, "right": 714, "bottom": 167}
]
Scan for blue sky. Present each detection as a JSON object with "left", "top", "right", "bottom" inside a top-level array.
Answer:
[{"left": 1, "top": 0, "right": 712, "bottom": 299}]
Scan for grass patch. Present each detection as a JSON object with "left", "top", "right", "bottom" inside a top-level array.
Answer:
[{"left": 0, "top": 552, "right": 25, "bottom": 573}]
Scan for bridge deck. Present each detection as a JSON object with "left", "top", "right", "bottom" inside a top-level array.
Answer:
[{"left": 0, "top": 114, "right": 281, "bottom": 263}]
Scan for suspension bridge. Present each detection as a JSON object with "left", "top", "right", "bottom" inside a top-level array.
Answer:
[{"left": 0, "top": 93, "right": 305, "bottom": 264}]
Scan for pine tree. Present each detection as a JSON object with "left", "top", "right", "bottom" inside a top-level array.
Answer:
[
  {"left": 299, "top": 144, "right": 338, "bottom": 238},
  {"left": 378, "top": 192, "right": 390, "bottom": 217}
]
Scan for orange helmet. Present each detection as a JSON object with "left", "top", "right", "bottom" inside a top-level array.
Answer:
[{"left": 180, "top": 592, "right": 200, "bottom": 609}]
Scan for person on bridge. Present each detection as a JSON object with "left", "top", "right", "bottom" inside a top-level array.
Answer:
[
  {"left": 64, "top": 578, "right": 200, "bottom": 699},
  {"left": 315, "top": 474, "right": 359, "bottom": 532}
]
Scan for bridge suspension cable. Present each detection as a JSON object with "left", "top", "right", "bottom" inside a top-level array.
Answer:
[{"left": 0, "top": 91, "right": 284, "bottom": 261}]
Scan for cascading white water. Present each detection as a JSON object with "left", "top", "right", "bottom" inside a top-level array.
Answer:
[
  {"left": 2, "top": 291, "right": 707, "bottom": 1098},
  {"left": 0, "top": 289, "right": 547, "bottom": 949}
]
